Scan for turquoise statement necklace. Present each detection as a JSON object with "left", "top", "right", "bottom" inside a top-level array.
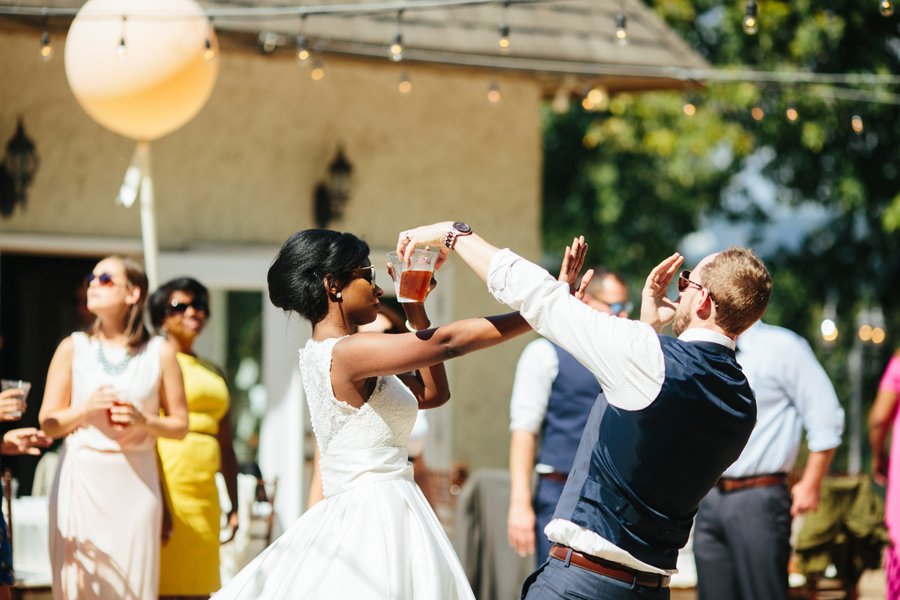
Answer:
[{"left": 98, "top": 344, "right": 132, "bottom": 376}]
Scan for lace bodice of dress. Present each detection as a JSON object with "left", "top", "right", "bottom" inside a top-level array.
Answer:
[{"left": 299, "top": 337, "right": 418, "bottom": 456}]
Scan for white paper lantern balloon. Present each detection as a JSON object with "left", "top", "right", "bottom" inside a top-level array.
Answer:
[{"left": 65, "top": 0, "right": 219, "bottom": 141}]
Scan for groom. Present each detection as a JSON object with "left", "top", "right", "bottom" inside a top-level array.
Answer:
[{"left": 398, "top": 222, "right": 772, "bottom": 600}]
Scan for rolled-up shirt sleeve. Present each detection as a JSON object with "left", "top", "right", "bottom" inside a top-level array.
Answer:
[
  {"left": 509, "top": 338, "right": 558, "bottom": 434},
  {"left": 787, "top": 336, "right": 844, "bottom": 453},
  {"left": 487, "top": 249, "right": 664, "bottom": 411}
]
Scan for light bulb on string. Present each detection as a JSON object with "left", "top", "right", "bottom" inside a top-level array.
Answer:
[
  {"left": 116, "top": 16, "right": 127, "bottom": 64},
  {"left": 390, "top": 32, "right": 403, "bottom": 61},
  {"left": 311, "top": 56, "right": 324, "bottom": 81},
  {"left": 851, "top": 114, "right": 864, "bottom": 134},
  {"left": 683, "top": 100, "right": 696, "bottom": 116},
  {"left": 615, "top": 13, "right": 628, "bottom": 46},
  {"left": 585, "top": 87, "right": 608, "bottom": 111},
  {"left": 880, "top": 0, "right": 894, "bottom": 16},
  {"left": 488, "top": 79, "right": 501, "bottom": 104},
  {"left": 296, "top": 11, "right": 310, "bottom": 64},
  {"left": 203, "top": 19, "right": 216, "bottom": 62},
  {"left": 296, "top": 35, "right": 310, "bottom": 64},
  {"left": 390, "top": 10, "right": 404, "bottom": 62},
  {"left": 39, "top": 9, "right": 52, "bottom": 62},
  {"left": 398, "top": 71, "right": 412, "bottom": 94},
  {"left": 498, "top": 23, "right": 510, "bottom": 52},
  {"left": 786, "top": 103, "right": 798, "bottom": 122},
  {"left": 498, "top": 0, "right": 511, "bottom": 52},
  {"left": 743, "top": 1, "right": 759, "bottom": 35},
  {"left": 40, "top": 29, "right": 52, "bottom": 62},
  {"left": 751, "top": 106, "right": 764, "bottom": 120}
]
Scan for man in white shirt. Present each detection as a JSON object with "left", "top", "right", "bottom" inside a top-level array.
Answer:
[
  {"left": 693, "top": 320, "right": 844, "bottom": 600},
  {"left": 508, "top": 270, "right": 631, "bottom": 565},
  {"left": 397, "top": 222, "right": 772, "bottom": 600}
]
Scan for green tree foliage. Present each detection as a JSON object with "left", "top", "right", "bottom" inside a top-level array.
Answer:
[{"left": 543, "top": 0, "right": 900, "bottom": 469}]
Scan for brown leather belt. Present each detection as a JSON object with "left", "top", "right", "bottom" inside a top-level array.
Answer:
[
  {"left": 539, "top": 471, "right": 568, "bottom": 484},
  {"left": 549, "top": 544, "right": 671, "bottom": 588},
  {"left": 716, "top": 473, "right": 787, "bottom": 493}
]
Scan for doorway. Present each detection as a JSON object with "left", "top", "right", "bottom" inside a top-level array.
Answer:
[{"left": 0, "top": 252, "right": 99, "bottom": 495}]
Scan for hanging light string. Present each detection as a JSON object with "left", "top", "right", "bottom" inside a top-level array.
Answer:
[
  {"left": 0, "top": 0, "right": 547, "bottom": 19},
  {"left": 15, "top": 0, "right": 900, "bottom": 108}
]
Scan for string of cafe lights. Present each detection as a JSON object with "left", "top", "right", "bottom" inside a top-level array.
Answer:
[{"left": 10, "top": 0, "right": 900, "bottom": 107}]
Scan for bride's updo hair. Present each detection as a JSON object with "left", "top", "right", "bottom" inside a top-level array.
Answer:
[{"left": 268, "top": 229, "right": 371, "bottom": 323}]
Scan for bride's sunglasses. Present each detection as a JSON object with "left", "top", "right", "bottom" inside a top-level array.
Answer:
[{"left": 341, "top": 265, "right": 376, "bottom": 290}]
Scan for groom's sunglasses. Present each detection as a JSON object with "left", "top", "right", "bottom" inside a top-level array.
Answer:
[{"left": 677, "top": 270, "right": 718, "bottom": 308}]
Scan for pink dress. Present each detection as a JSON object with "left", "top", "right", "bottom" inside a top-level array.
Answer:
[
  {"left": 881, "top": 355, "right": 900, "bottom": 600},
  {"left": 49, "top": 333, "right": 165, "bottom": 600}
]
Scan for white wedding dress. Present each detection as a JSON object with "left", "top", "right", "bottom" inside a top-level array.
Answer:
[{"left": 212, "top": 337, "right": 476, "bottom": 600}]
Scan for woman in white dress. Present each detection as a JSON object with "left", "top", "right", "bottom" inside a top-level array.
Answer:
[
  {"left": 214, "top": 229, "right": 585, "bottom": 600},
  {"left": 39, "top": 256, "right": 189, "bottom": 599}
]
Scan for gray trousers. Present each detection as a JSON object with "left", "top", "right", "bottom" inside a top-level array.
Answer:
[
  {"left": 694, "top": 484, "right": 793, "bottom": 600},
  {"left": 521, "top": 554, "right": 670, "bottom": 600}
]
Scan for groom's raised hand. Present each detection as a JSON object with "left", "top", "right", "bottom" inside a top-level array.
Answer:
[
  {"left": 556, "top": 236, "right": 592, "bottom": 299},
  {"left": 640, "top": 253, "right": 683, "bottom": 332}
]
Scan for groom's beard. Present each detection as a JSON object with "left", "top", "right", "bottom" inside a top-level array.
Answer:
[{"left": 672, "top": 304, "right": 690, "bottom": 337}]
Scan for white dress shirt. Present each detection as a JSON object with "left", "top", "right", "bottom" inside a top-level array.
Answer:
[
  {"left": 509, "top": 338, "right": 559, "bottom": 435},
  {"left": 487, "top": 249, "right": 736, "bottom": 575},
  {"left": 723, "top": 321, "right": 844, "bottom": 478}
]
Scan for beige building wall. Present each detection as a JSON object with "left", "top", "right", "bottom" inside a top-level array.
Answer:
[{"left": 0, "top": 29, "right": 542, "bottom": 470}]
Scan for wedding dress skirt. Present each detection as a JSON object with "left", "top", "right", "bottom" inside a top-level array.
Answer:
[{"left": 212, "top": 446, "right": 474, "bottom": 600}]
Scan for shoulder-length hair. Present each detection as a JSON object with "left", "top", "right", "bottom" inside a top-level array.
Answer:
[{"left": 89, "top": 256, "right": 151, "bottom": 350}]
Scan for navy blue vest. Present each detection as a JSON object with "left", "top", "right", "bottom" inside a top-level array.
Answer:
[
  {"left": 536, "top": 343, "right": 603, "bottom": 475},
  {"left": 553, "top": 335, "right": 756, "bottom": 570}
]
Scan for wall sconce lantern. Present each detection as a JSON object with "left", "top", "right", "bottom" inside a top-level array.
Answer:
[
  {"left": 314, "top": 146, "right": 354, "bottom": 229},
  {"left": 0, "top": 118, "right": 39, "bottom": 218}
]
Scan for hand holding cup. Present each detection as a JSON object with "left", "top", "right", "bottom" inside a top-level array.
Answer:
[
  {"left": 0, "top": 380, "right": 30, "bottom": 421},
  {"left": 108, "top": 397, "right": 143, "bottom": 431},
  {"left": 388, "top": 249, "right": 439, "bottom": 303}
]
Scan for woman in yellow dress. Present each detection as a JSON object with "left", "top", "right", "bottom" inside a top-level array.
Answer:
[{"left": 150, "top": 278, "right": 240, "bottom": 599}]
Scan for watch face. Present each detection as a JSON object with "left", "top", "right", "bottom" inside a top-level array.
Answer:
[{"left": 452, "top": 221, "right": 472, "bottom": 234}]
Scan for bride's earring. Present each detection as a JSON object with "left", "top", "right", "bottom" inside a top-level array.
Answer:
[{"left": 336, "top": 291, "right": 342, "bottom": 299}]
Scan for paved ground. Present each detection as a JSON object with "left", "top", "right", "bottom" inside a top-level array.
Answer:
[
  {"left": 670, "top": 569, "right": 885, "bottom": 600},
  {"left": 16, "top": 570, "right": 887, "bottom": 599}
]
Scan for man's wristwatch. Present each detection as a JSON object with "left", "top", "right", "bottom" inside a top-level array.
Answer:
[{"left": 444, "top": 222, "right": 473, "bottom": 250}]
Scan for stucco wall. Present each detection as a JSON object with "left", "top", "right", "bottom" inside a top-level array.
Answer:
[{"left": 0, "top": 29, "right": 542, "bottom": 470}]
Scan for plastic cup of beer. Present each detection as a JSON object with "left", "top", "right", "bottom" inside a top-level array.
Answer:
[
  {"left": 388, "top": 249, "right": 438, "bottom": 303},
  {"left": 0, "top": 379, "right": 31, "bottom": 419}
]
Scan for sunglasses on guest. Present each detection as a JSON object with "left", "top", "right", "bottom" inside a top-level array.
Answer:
[
  {"left": 167, "top": 299, "right": 209, "bottom": 316},
  {"left": 609, "top": 301, "right": 633, "bottom": 315},
  {"left": 85, "top": 272, "right": 115, "bottom": 287}
]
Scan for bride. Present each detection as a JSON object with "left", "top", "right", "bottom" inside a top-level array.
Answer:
[{"left": 213, "top": 228, "right": 587, "bottom": 600}]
